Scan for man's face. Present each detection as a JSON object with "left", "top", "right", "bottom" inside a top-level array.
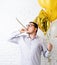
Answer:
[{"left": 26, "top": 23, "right": 37, "bottom": 34}]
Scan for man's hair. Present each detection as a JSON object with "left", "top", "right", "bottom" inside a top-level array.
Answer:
[{"left": 29, "top": 22, "right": 38, "bottom": 32}]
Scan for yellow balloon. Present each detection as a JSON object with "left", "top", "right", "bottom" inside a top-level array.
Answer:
[
  {"left": 38, "top": 0, "right": 57, "bottom": 21},
  {"left": 46, "top": 9, "right": 57, "bottom": 22},
  {"left": 38, "top": 0, "right": 57, "bottom": 10},
  {"left": 38, "top": 0, "right": 48, "bottom": 9},
  {"left": 34, "top": 10, "right": 50, "bottom": 35}
]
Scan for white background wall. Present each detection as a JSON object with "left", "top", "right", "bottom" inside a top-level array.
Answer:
[{"left": 0, "top": 0, "right": 57, "bottom": 65}]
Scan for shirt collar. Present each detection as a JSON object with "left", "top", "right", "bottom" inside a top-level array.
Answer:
[{"left": 26, "top": 34, "right": 38, "bottom": 39}]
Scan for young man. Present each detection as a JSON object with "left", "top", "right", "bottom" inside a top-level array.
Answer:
[{"left": 9, "top": 22, "right": 53, "bottom": 65}]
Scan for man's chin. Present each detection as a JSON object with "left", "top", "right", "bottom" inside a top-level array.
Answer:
[{"left": 26, "top": 31, "right": 30, "bottom": 34}]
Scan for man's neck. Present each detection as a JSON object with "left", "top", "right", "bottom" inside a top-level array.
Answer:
[{"left": 29, "top": 33, "right": 36, "bottom": 39}]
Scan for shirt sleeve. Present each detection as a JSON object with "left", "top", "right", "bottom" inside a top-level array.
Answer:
[
  {"left": 41, "top": 38, "right": 51, "bottom": 58},
  {"left": 44, "top": 50, "right": 51, "bottom": 58},
  {"left": 8, "top": 31, "right": 20, "bottom": 44},
  {"left": 8, "top": 31, "right": 27, "bottom": 44}
]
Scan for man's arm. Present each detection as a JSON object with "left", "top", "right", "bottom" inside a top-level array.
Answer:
[
  {"left": 8, "top": 30, "right": 21, "bottom": 44},
  {"left": 8, "top": 28, "right": 27, "bottom": 44},
  {"left": 45, "top": 43, "right": 53, "bottom": 58},
  {"left": 43, "top": 43, "right": 53, "bottom": 58}
]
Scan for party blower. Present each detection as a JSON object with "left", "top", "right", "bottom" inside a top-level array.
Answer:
[{"left": 16, "top": 18, "right": 27, "bottom": 29}]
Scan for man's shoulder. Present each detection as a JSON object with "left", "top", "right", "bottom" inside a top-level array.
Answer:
[
  {"left": 37, "top": 35, "right": 44, "bottom": 42},
  {"left": 37, "top": 35, "right": 43, "bottom": 39}
]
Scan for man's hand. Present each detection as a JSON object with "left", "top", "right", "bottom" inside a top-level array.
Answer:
[
  {"left": 47, "top": 43, "right": 53, "bottom": 52},
  {"left": 20, "top": 28, "right": 27, "bottom": 33}
]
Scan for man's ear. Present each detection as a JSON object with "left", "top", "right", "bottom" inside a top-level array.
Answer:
[{"left": 35, "top": 28, "right": 38, "bottom": 32}]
